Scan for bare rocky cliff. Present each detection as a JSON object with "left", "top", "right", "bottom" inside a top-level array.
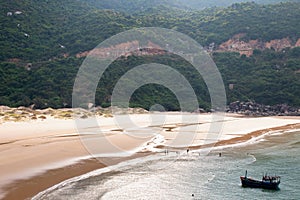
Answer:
[{"left": 217, "top": 34, "right": 300, "bottom": 56}]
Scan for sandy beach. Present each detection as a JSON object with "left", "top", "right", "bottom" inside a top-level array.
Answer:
[{"left": 0, "top": 108, "right": 299, "bottom": 200}]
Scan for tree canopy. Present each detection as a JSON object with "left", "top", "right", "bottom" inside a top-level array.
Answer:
[{"left": 1, "top": 0, "right": 299, "bottom": 110}]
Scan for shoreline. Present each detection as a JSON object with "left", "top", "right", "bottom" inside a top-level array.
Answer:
[
  {"left": 3, "top": 152, "right": 152, "bottom": 200},
  {"left": 3, "top": 123, "right": 300, "bottom": 200},
  {"left": 0, "top": 113, "right": 299, "bottom": 200}
]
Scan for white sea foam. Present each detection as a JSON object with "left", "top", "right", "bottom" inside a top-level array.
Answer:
[
  {"left": 247, "top": 153, "right": 257, "bottom": 164},
  {"left": 31, "top": 133, "right": 168, "bottom": 199},
  {"left": 194, "top": 130, "right": 278, "bottom": 153},
  {"left": 31, "top": 153, "right": 173, "bottom": 199},
  {"left": 283, "top": 128, "right": 300, "bottom": 133}
]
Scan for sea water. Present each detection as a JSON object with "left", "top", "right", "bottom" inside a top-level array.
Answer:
[{"left": 33, "top": 130, "right": 300, "bottom": 200}]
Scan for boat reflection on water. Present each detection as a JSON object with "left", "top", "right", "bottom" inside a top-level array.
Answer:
[{"left": 240, "top": 170, "right": 280, "bottom": 190}]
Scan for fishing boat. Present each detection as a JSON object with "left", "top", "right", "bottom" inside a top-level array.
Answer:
[{"left": 240, "top": 170, "right": 280, "bottom": 190}]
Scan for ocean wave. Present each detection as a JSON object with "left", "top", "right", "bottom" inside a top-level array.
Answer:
[{"left": 247, "top": 153, "right": 257, "bottom": 164}]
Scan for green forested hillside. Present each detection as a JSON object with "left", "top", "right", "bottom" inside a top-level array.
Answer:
[
  {"left": 84, "top": 0, "right": 186, "bottom": 13},
  {"left": 215, "top": 48, "right": 300, "bottom": 106},
  {"left": 131, "top": 2, "right": 300, "bottom": 46},
  {"left": 85, "top": 0, "right": 300, "bottom": 13},
  {"left": 177, "top": 0, "right": 300, "bottom": 10},
  {"left": 2, "top": 1, "right": 300, "bottom": 62},
  {"left": 0, "top": 0, "right": 136, "bottom": 62},
  {"left": 0, "top": 0, "right": 300, "bottom": 110}
]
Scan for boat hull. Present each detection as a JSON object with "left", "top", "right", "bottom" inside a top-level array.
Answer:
[{"left": 240, "top": 176, "right": 280, "bottom": 190}]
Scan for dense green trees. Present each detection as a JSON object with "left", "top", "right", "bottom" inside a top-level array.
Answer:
[
  {"left": 2, "top": 1, "right": 300, "bottom": 62},
  {"left": 214, "top": 48, "right": 300, "bottom": 106},
  {"left": 84, "top": 0, "right": 300, "bottom": 13},
  {"left": 0, "top": 58, "right": 82, "bottom": 108},
  {"left": 0, "top": 1, "right": 299, "bottom": 110},
  {"left": 1, "top": 47, "right": 299, "bottom": 110}
]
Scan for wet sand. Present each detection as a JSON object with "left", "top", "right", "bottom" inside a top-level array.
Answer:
[
  {"left": 0, "top": 112, "right": 299, "bottom": 200},
  {"left": 3, "top": 158, "right": 105, "bottom": 200},
  {"left": 3, "top": 152, "right": 153, "bottom": 200}
]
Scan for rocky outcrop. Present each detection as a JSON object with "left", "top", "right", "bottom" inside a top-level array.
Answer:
[
  {"left": 227, "top": 101, "right": 300, "bottom": 116},
  {"left": 76, "top": 40, "right": 165, "bottom": 59},
  {"left": 76, "top": 40, "right": 140, "bottom": 58},
  {"left": 217, "top": 34, "right": 300, "bottom": 56},
  {"left": 265, "top": 38, "right": 292, "bottom": 51},
  {"left": 76, "top": 35, "right": 300, "bottom": 59}
]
